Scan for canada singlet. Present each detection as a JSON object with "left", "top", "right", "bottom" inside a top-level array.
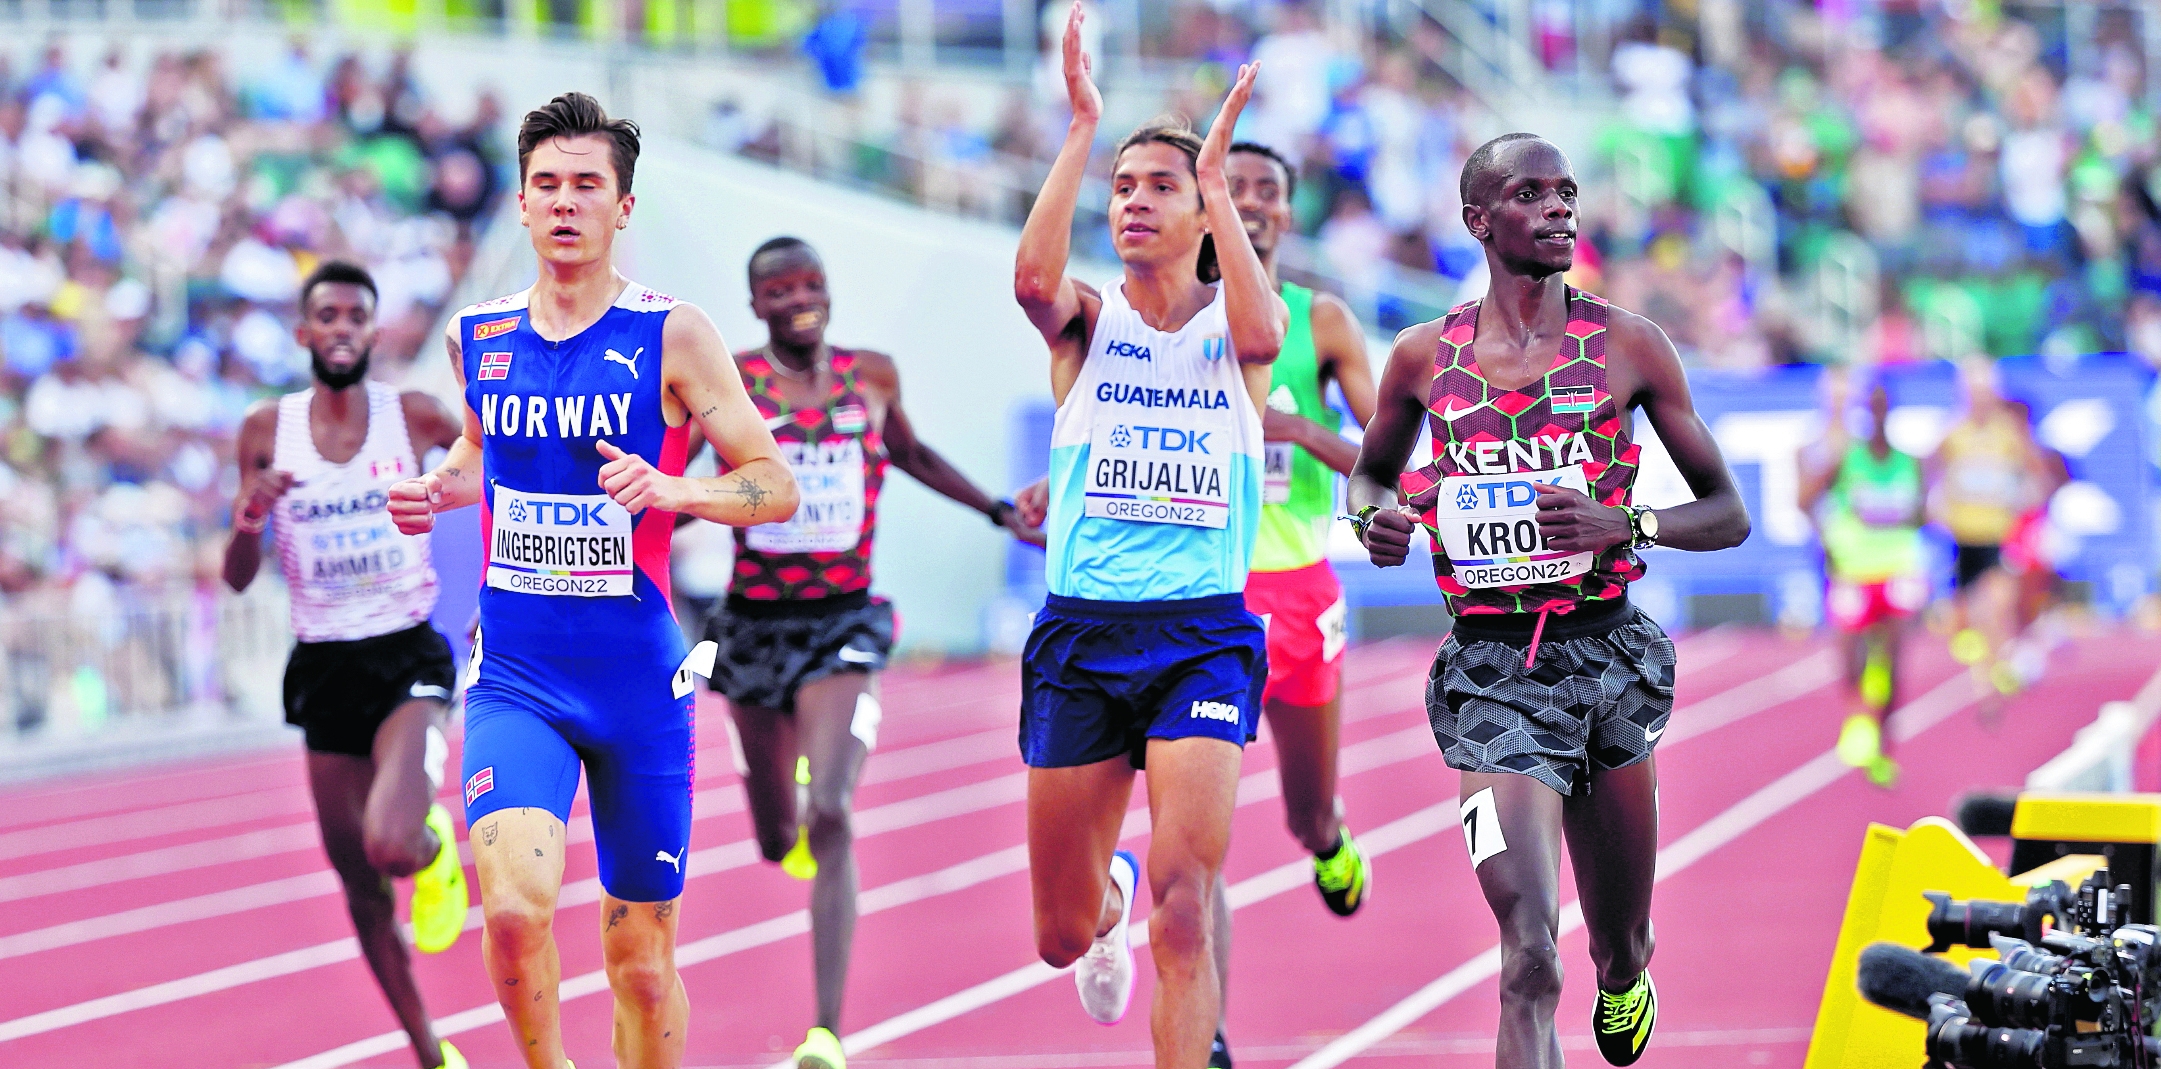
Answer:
[
  {"left": 1400, "top": 287, "right": 1645, "bottom": 616},
  {"left": 272, "top": 380, "right": 437, "bottom": 642}
]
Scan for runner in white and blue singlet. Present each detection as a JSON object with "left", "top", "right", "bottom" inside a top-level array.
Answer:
[{"left": 1011, "top": 8, "right": 1285, "bottom": 1067}]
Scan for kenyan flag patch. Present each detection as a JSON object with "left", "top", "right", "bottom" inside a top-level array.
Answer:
[
  {"left": 832, "top": 404, "right": 869, "bottom": 434},
  {"left": 1550, "top": 385, "right": 1598, "bottom": 414}
]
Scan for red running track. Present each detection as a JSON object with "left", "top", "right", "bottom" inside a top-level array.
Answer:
[{"left": 0, "top": 626, "right": 2152, "bottom": 1068}]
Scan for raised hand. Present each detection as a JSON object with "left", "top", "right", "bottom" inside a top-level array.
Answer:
[
  {"left": 232, "top": 468, "right": 296, "bottom": 535},
  {"left": 387, "top": 474, "right": 444, "bottom": 536},
  {"left": 1196, "top": 61, "right": 1260, "bottom": 182},
  {"left": 1061, "top": 0, "right": 1102, "bottom": 125}
]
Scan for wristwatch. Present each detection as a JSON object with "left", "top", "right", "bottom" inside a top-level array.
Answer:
[
  {"left": 1346, "top": 504, "right": 1383, "bottom": 539},
  {"left": 1625, "top": 505, "right": 1660, "bottom": 550},
  {"left": 986, "top": 499, "right": 1015, "bottom": 528}
]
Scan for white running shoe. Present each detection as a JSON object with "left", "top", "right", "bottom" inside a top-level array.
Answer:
[{"left": 1076, "top": 849, "right": 1138, "bottom": 1025}]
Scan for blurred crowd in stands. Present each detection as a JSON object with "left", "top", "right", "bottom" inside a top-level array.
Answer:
[
  {"left": 0, "top": 38, "right": 502, "bottom": 729},
  {"left": 726, "top": 0, "right": 2160, "bottom": 371}
]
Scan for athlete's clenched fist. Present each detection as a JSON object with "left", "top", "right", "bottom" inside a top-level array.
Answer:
[
  {"left": 387, "top": 474, "right": 445, "bottom": 535},
  {"left": 1359, "top": 506, "right": 1421, "bottom": 568},
  {"left": 597, "top": 439, "right": 679, "bottom": 514},
  {"left": 232, "top": 468, "right": 296, "bottom": 535}
]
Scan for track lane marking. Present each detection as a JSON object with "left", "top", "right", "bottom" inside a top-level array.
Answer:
[{"left": 1283, "top": 664, "right": 1993, "bottom": 1069}]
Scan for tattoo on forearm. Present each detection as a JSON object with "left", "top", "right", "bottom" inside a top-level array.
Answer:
[
  {"left": 655, "top": 900, "right": 675, "bottom": 921},
  {"left": 444, "top": 467, "right": 462, "bottom": 479},
  {"left": 709, "top": 474, "right": 771, "bottom": 515},
  {"left": 699, "top": 404, "right": 717, "bottom": 418},
  {"left": 606, "top": 904, "right": 627, "bottom": 930}
]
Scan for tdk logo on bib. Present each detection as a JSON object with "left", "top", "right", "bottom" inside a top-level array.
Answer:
[
  {"left": 1454, "top": 480, "right": 1539, "bottom": 511},
  {"left": 506, "top": 499, "right": 610, "bottom": 526},
  {"left": 1190, "top": 700, "right": 1240, "bottom": 723},
  {"left": 1105, "top": 341, "right": 1152, "bottom": 361}
]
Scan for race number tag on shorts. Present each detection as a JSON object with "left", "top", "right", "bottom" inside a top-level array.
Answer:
[
  {"left": 747, "top": 438, "right": 865, "bottom": 553},
  {"left": 1460, "top": 787, "right": 1508, "bottom": 868},
  {"left": 487, "top": 486, "right": 634, "bottom": 597},
  {"left": 1318, "top": 596, "right": 1349, "bottom": 663},
  {"left": 1436, "top": 464, "right": 1594, "bottom": 589},
  {"left": 1084, "top": 414, "right": 1232, "bottom": 529},
  {"left": 1263, "top": 442, "right": 1295, "bottom": 504}
]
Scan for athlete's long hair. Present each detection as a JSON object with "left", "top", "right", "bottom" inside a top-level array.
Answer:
[
  {"left": 1113, "top": 119, "right": 1220, "bottom": 285},
  {"left": 517, "top": 92, "right": 642, "bottom": 195}
]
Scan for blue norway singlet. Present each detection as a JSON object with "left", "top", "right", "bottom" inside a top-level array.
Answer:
[{"left": 453, "top": 280, "right": 697, "bottom": 904}]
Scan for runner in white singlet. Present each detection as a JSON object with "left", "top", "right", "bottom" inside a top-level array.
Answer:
[{"left": 222, "top": 261, "right": 472, "bottom": 1069}]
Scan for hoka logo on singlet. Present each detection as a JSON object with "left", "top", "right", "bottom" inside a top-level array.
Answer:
[
  {"left": 1445, "top": 433, "right": 1593, "bottom": 475},
  {"left": 479, "top": 392, "right": 634, "bottom": 439},
  {"left": 1093, "top": 382, "right": 1232, "bottom": 409},
  {"left": 1105, "top": 341, "right": 1152, "bottom": 360}
]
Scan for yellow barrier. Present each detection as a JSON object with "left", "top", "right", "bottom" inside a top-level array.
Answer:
[{"left": 1804, "top": 817, "right": 2024, "bottom": 1069}]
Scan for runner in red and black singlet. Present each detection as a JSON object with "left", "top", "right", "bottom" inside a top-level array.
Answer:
[
  {"left": 693, "top": 236, "right": 1042, "bottom": 1069},
  {"left": 727, "top": 346, "right": 887, "bottom": 601},
  {"left": 1349, "top": 134, "right": 1749, "bottom": 1069}
]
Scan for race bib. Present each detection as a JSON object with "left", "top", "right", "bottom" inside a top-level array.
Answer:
[
  {"left": 289, "top": 504, "right": 423, "bottom": 602},
  {"left": 487, "top": 486, "right": 634, "bottom": 597},
  {"left": 747, "top": 438, "right": 865, "bottom": 554},
  {"left": 1435, "top": 464, "right": 1594, "bottom": 589},
  {"left": 1263, "top": 442, "right": 1295, "bottom": 505},
  {"left": 1084, "top": 415, "right": 1233, "bottom": 529}
]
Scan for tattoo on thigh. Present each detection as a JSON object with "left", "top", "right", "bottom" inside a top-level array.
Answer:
[
  {"left": 505, "top": 978, "right": 519, "bottom": 986},
  {"left": 655, "top": 900, "right": 675, "bottom": 921},
  {"left": 479, "top": 821, "right": 498, "bottom": 846},
  {"left": 606, "top": 904, "right": 627, "bottom": 930}
]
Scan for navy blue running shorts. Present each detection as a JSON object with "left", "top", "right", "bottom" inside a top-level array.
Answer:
[{"left": 1019, "top": 592, "right": 1267, "bottom": 770}]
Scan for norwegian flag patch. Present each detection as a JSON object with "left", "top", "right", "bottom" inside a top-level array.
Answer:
[
  {"left": 478, "top": 351, "right": 513, "bottom": 381},
  {"left": 464, "top": 766, "right": 495, "bottom": 805}
]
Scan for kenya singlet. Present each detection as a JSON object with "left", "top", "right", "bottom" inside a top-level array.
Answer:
[
  {"left": 1401, "top": 288, "right": 1645, "bottom": 615},
  {"left": 271, "top": 381, "right": 437, "bottom": 642},
  {"left": 728, "top": 349, "right": 888, "bottom": 601},
  {"left": 1043, "top": 279, "right": 1264, "bottom": 601}
]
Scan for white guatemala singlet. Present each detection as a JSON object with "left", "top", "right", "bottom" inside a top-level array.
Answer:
[
  {"left": 1044, "top": 279, "right": 1264, "bottom": 601},
  {"left": 271, "top": 381, "right": 438, "bottom": 642}
]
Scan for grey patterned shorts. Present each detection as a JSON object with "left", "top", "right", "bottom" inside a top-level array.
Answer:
[
  {"left": 704, "top": 593, "right": 896, "bottom": 713},
  {"left": 1425, "top": 601, "right": 1676, "bottom": 797}
]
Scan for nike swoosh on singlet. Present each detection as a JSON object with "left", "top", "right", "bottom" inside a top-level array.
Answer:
[{"left": 1441, "top": 399, "right": 1493, "bottom": 422}]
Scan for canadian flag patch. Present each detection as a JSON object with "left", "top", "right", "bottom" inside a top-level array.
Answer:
[
  {"left": 464, "top": 766, "right": 495, "bottom": 805},
  {"left": 478, "top": 351, "right": 513, "bottom": 381}
]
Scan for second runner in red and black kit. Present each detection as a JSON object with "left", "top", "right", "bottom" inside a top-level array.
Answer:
[{"left": 695, "top": 236, "right": 1042, "bottom": 1069}]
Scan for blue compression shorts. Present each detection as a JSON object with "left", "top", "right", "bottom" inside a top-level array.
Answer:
[
  {"left": 1019, "top": 592, "right": 1267, "bottom": 770},
  {"left": 461, "top": 637, "right": 695, "bottom": 902}
]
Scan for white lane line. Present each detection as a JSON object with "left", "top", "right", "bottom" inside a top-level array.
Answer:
[
  {"left": 0, "top": 635, "right": 1760, "bottom": 1049},
  {"left": 1662, "top": 649, "right": 1836, "bottom": 746},
  {"left": 0, "top": 789, "right": 314, "bottom": 863},
  {"left": 769, "top": 642, "right": 1843, "bottom": 1062},
  {"left": 1283, "top": 667, "right": 1986, "bottom": 1069}
]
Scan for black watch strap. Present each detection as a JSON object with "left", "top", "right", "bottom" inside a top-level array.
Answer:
[{"left": 987, "top": 500, "right": 1015, "bottom": 527}]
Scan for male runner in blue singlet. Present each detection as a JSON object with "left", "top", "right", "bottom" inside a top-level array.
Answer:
[{"left": 387, "top": 92, "right": 798, "bottom": 1069}]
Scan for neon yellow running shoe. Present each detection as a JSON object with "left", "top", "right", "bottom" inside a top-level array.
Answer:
[
  {"left": 781, "top": 825, "right": 818, "bottom": 880},
  {"left": 1951, "top": 628, "right": 1989, "bottom": 665},
  {"left": 794, "top": 1026, "right": 845, "bottom": 1069},
  {"left": 1836, "top": 714, "right": 1881, "bottom": 769},
  {"left": 1591, "top": 970, "right": 1657, "bottom": 1065},
  {"left": 1859, "top": 649, "right": 1892, "bottom": 710},
  {"left": 1866, "top": 754, "right": 1901, "bottom": 789},
  {"left": 796, "top": 754, "right": 812, "bottom": 786},
  {"left": 1990, "top": 661, "right": 2024, "bottom": 697},
  {"left": 437, "top": 1040, "right": 468, "bottom": 1069},
  {"left": 1312, "top": 828, "right": 1372, "bottom": 917},
  {"left": 412, "top": 803, "right": 468, "bottom": 954}
]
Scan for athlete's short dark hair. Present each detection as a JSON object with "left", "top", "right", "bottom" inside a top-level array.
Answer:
[
  {"left": 1113, "top": 118, "right": 1219, "bottom": 284},
  {"left": 299, "top": 259, "right": 377, "bottom": 312},
  {"left": 517, "top": 92, "right": 642, "bottom": 195},
  {"left": 1229, "top": 141, "right": 1296, "bottom": 202},
  {"left": 748, "top": 236, "right": 819, "bottom": 283},
  {"left": 1459, "top": 132, "right": 1550, "bottom": 209}
]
